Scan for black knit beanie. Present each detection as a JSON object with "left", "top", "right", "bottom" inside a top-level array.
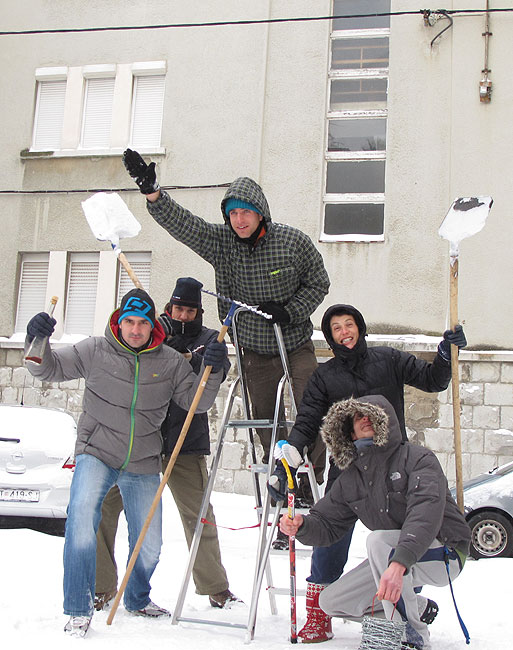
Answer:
[
  {"left": 118, "top": 288, "right": 156, "bottom": 328},
  {"left": 169, "top": 277, "right": 203, "bottom": 309}
]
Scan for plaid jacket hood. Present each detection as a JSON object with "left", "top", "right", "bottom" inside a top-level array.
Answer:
[{"left": 220, "top": 177, "right": 272, "bottom": 225}]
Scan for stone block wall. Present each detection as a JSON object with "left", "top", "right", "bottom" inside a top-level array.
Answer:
[{"left": 2, "top": 342, "right": 513, "bottom": 495}]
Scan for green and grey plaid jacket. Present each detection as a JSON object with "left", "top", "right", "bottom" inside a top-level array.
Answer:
[{"left": 147, "top": 177, "right": 330, "bottom": 355}]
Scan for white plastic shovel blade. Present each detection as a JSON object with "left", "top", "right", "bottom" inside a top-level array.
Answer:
[
  {"left": 82, "top": 192, "right": 141, "bottom": 249},
  {"left": 438, "top": 196, "right": 493, "bottom": 247}
]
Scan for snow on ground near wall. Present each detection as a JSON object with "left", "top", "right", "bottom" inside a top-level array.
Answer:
[{"left": 2, "top": 490, "right": 511, "bottom": 649}]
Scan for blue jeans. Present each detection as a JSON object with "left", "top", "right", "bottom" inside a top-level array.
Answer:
[
  {"left": 308, "top": 526, "right": 354, "bottom": 584},
  {"left": 63, "top": 453, "right": 162, "bottom": 616}
]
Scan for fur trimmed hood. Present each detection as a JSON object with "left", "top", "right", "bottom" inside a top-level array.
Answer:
[{"left": 320, "top": 394, "right": 402, "bottom": 470}]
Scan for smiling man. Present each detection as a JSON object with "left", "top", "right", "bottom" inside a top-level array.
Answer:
[
  {"left": 24, "top": 287, "right": 226, "bottom": 637},
  {"left": 268, "top": 303, "right": 467, "bottom": 643}
]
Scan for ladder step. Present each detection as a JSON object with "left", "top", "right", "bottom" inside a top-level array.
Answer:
[
  {"left": 270, "top": 547, "right": 313, "bottom": 556},
  {"left": 267, "top": 587, "right": 307, "bottom": 597},
  {"left": 227, "top": 419, "right": 294, "bottom": 428}
]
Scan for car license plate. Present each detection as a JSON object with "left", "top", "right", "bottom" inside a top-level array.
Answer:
[{"left": 0, "top": 488, "right": 40, "bottom": 502}]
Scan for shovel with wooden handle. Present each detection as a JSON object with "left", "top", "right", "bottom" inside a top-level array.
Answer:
[{"left": 439, "top": 196, "right": 493, "bottom": 511}]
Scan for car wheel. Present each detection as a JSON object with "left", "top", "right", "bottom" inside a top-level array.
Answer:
[{"left": 467, "top": 511, "right": 513, "bottom": 559}]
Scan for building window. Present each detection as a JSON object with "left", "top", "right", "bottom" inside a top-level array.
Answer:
[
  {"left": 321, "top": 0, "right": 390, "bottom": 242},
  {"left": 15, "top": 253, "right": 49, "bottom": 332},
  {"left": 29, "top": 61, "right": 166, "bottom": 156},
  {"left": 64, "top": 253, "right": 100, "bottom": 336}
]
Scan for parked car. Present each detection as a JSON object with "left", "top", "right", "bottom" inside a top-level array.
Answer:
[
  {"left": 0, "top": 404, "right": 76, "bottom": 536},
  {"left": 457, "top": 461, "right": 513, "bottom": 559}
]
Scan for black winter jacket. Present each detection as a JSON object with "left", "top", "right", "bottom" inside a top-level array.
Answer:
[
  {"left": 161, "top": 325, "right": 230, "bottom": 456},
  {"left": 288, "top": 305, "right": 452, "bottom": 461}
]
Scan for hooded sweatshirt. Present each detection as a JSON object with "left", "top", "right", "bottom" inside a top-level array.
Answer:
[
  {"left": 146, "top": 178, "right": 330, "bottom": 355},
  {"left": 297, "top": 395, "right": 470, "bottom": 571}
]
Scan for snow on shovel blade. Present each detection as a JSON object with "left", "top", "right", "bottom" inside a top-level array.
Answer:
[
  {"left": 81, "top": 192, "right": 141, "bottom": 249},
  {"left": 438, "top": 196, "right": 493, "bottom": 248}
]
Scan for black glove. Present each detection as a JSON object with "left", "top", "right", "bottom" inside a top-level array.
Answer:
[
  {"left": 166, "top": 334, "right": 191, "bottom": 354},
  {"left": 267, "top": 461, "right": 297, "bottom": 502},
  {"left": 258, "top": 301, "right": 291, "bottom": 325},
  {"left": 438, "top": 324, "right": 467, "bottom": 361},
  {"left": 158, "top": 313, "right": 173, "bottom": 336},
  {"left": 203, "top": 340, "right": 228, "bottom": 372},
  {"left": 122, "top": 148, "right": 160, "bottom": 195},
  {"left": 27, "top": 312, "right": 56, "bottom": 342}
]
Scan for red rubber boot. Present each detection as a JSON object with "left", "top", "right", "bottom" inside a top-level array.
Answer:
[{"left": 298, "top": 582, "right": 334, "bottom": 643}]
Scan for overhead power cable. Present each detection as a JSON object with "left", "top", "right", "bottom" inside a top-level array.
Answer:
[
  {"left": 0, "top": 185, "right": 230, "bottom": 195},
  {"left": 1, "top": 8, "right": 513, "bottom": 36}
]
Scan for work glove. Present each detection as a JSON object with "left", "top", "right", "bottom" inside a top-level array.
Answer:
[
  {"left": 258, "top": 301, "right": 291, "bottom": 325},
  {"left": 166, "top": 334, "right": 191, "bottom": 354},
  {"left": 122, "top": 148, "right": 160, "bottom": 195},
  {"left": 203, "top": 340, "right": 228, "bottom": 372},
  {"left": 273, "top": 440, "right": 304, "bottom": 469},
  {"left": 158, "top": 312, "right": 173, "bottom": 336},
  {"left": 26, "top": 312, "right": 56, "bottom": 342},
  {"left": 267, "top": 460, "right": 297, "bottom": 503},
  {"left": 438, "top": 324, "right": 467, "bottom": 361}
]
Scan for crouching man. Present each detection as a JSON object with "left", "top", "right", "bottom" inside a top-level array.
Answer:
[
  {"left": 24, "top": 288, "right": 227, "bottom": 637},
  {"left": 279, "top": 395, "right": 470, "bottom": 650}
]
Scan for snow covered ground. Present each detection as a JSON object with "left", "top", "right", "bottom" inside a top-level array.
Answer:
[{"left": 2, "top": 490, "right": 511, "bottom": 649}]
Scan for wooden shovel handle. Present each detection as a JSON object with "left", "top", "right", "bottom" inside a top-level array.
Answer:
[
  {"left": 450, "top": 258, "right": 464, "bottom": 513},
  {"left": 118, "top": 251, "right": 143, "bottom": 289}
]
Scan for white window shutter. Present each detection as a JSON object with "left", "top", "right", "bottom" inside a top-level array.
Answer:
[
  {"left": 32, "top": 80, "right": 66, "bottom": 151},
  {"left": 81, "top": 77, "right": 115, "bottom": 149},
  {"left": 131, "top": 75, "right": 165, "bottom": 149},
  {"left": 15, "top": 255, "right": 50, "bottom": 332},
  {"left": 117, "top": 253, "right": 152, "bottom": 304},
  {"left": 64, "top": 255, "right": 100, "bottom": 335}
]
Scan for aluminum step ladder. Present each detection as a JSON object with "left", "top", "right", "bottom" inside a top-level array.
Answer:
[{"left": 171, "top": 307, "right": 319, "bottom": 640}]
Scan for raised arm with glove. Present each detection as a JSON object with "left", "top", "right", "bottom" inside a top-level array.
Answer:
[
  {"left": 26, "top": 312, "right": 56, "bottom": 342},
  {"left": 123, "top": 148, "right": 160, "bottom": 196},
  {"left": 437, "top": 324, "right": 467, "bottom": 362}
]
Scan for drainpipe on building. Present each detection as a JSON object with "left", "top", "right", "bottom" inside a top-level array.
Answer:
[{"left": 479, "top": 1, "right": 492, "bottom": 103}]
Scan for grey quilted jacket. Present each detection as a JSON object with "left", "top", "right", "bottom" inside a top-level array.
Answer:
[{"left": 25, "top": 311, "right": 223, "bottom": 474}]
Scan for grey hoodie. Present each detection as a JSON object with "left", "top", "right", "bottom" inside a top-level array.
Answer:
[{"left": 297, "top": 395, "right": 470, "bottom": 571}]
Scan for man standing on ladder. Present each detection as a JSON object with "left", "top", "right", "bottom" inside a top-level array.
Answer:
[
  {"left": 268, "top": 303, "right": 467, "bottom": 642},
  {"left": 122, "top": 150, "right": 331, "bottom": 535},
  {"left": 95, "top": 277, "right": 241, "bottom": 610}
]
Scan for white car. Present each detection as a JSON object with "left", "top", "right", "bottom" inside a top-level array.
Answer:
[{"left": 0, "top": 404, "right": 76, "bottom": 536}]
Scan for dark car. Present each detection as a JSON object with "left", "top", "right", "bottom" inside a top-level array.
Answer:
[
  {"left": 457, "top": 461, "right": 513, "bottom": 559},
  {"left": 0, "top": 404, "right": 76, "bottom": 536}
]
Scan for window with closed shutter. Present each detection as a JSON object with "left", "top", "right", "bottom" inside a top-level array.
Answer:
[
  {"left": 64, "top": 253, "right": 100, "bottom": 335},
  {"left": 32, "top": 80, "right": 67, "bottom": 151},
  {"left": 15, "top": 254, "right": 50, "bottom": 333},
  {"left": 116, "top": 253, "right": 152, "bottom": 305},
  {"left": 130, "top": 75, "right": 166, "bottom": 149},
  {"left": 81, "top": 77, "right": 115, "bottom": 149}
]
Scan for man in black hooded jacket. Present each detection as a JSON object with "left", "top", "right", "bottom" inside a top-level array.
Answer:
[{"left": 268, "top": 304, "right": 466, "bottom": 643}]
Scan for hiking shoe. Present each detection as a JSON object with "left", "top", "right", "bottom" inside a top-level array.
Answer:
[
  {"left": 272, "top": 528, "right": 289, "bottom": 551},
  {"left": 64, "top": 615, "right": 92, "bottom": 638},
  {"left": 420, "top": 598, "right": 439, "bottom": 624},
  {"left": 94, "top": 590, "right": 117, "bottom": 611},
  {"left": 127, "top": 600, "right": 171, "bottom": 618},
  {"left": 209, "top": 589, "right": 244, "bottom": 609}
]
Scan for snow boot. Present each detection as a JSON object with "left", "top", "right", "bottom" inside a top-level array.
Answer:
[
  {"left": 94, "top": 589, "right": 117, "bottom": 611},
  {"left": 64, "top": 615, "right": 92, "bottom": 638},
  {"left": 127, "top": 600, "right": 171, "bottom": 617},
  {"left": 272, "top": 528, "right": 289, "bottom": 551},
  {"left": 209, "top": 589, "right": 244, "bottom": 609},
  {"left": 298, "top": 582, "right": 334, "bottom": 643},
  {"left": 420, "top": 598, "right": 439, "bottom": 624}
]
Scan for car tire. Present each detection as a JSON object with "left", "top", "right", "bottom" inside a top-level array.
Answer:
[{"left": 467, "top": 511, "right": 513, "bottom": 559}]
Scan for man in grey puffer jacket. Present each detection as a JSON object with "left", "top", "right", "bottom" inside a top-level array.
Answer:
[
  {"left": 25, "top": 288, "right": 226, "bottom": 637},
  {"left": 279, "top": 395, "right": 470, "bottom": 650}
]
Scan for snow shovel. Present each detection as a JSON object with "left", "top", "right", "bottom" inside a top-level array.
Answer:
[
  {"left": 81, "top": 192, "right": 144, "bottom": 288},
  {"left": 439, "top": 196, "right": 493, "bottom": 511},
  {"left": 107, "top": 300, "right": 238, "bottom": 626}
]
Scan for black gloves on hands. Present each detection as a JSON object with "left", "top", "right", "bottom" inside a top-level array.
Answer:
[
  {"left": 123, "top": 148, "right": 160, "bottom": 195},
  {"left": 27, "top": 312, "right": 56, "bottom": 342},
  {"left": 166, "top": 335, "right": 191, "bottom": 354},
  {"left": 267, "top": 462, "right": 297, "bottom": 503},
  {"left": 158, "top": 313, "right": 173, "bottom": 336},
  {"left": 203, "top": 340, "right": 228, "bottom": 372},
  {"left": 258, "top": 301, "right": 291, "bottom": 325},
  {"left": 438, "top": 324, "right": 467, "bottom": 361}
]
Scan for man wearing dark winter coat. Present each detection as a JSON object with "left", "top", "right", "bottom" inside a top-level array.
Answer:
[
  {"left": 122, "top": 149, "right": 330, "bottom": 500},
  {"left": 24, "top": 288, "right": 226, "bottom": 637},
  {"left": 280, "top": 395, "right": 470, "bottom": 650},
  {"left": 95, "top": 278, "right": 240, "bottom": 611},
  {"left": 268, "top": 304, "right": 467, "bottom": 642}
]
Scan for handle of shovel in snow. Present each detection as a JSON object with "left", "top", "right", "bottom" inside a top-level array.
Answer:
[{"left": 111, "top": 244, "right": 144, "bottom": 289}]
